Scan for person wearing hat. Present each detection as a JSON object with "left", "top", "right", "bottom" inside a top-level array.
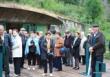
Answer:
[
  {"left": 89, "top": 25, "right": 105, "bottom": 77},
  {"left": 19, "top": 28, "right": 27, "bottom": 69}
]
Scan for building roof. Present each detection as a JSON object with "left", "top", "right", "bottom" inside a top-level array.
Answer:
[{"left": 0, "top": 2, "right": 63, "bottom": 25}]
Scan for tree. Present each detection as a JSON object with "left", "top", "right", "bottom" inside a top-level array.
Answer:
[
  {"left": 59, "top": 0, "right": 81, "bottom": 5},
  {"left": 84, "top": 0, "right": 104, "bottom": 24}
]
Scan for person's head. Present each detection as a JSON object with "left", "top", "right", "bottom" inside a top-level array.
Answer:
[
  {"left": 24, "top": 31, "right": 29, "bottom": 37},
  {"left": 30, "top": 31, "right": 35, "bottom": 38},
  {"left": 65, "top": 31, "right": 71, "bottom": 37},
  {"left": 92, "top": 25, "right": 99, "bottom": 34},
  {"left": 56, "top": 32, "right": 61, "bottom": 38},
  {"left": 9, "top": 29, "right": 13, "bottom": 34},
  {"left": 0, "top": 24, "right": 4, "bottom": 36},
  {"left": 20, "top": 28, "right": 26, "bottom": 34},
  {"left": 39, "top": 31, "right": 43, "bottom": 37},
  {"left": 13, "top": 29, "right": 18, "bottom": 37},
  {"left": 75, "top": 32, "right": 80, "bottom": 38},
  {"left": 45, "top": 32, "right": 51, "bottom": 40}
]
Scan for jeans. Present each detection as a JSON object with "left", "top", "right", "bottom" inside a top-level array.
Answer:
[{"left": 65, "top": 48, "right": 73, "bottom": 66}]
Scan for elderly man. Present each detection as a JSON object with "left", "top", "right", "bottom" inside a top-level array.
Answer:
[
  {"left": 0, "top": 24, "right": 10, "bottom": 77},
  {"left": 19, "top": 28, "right": 27, "bottom": 69},
  {"left": 89, "top": 25, "right": 105, "bottom": 77}
]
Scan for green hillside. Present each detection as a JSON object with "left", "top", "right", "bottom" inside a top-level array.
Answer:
[{"left": 0, "top": 0, "right": 110, "bottom": 40}]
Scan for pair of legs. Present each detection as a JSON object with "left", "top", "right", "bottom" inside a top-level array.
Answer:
[
  {"left": 27, "top": 53, "right": 36, "bottom": 66},
  {"left": 74, "top": 57, "right": 79, "bottom": 69},
  {"left": 21, "top": 45, "right": 25, "bottom": 68},
  {"left": 65, "top": 48, "right": 73, "bottom": 66},
  {"left": 53, "top": 56, "right": 62, "bottom": 71},
  {"left": 13, "top": 58, "right": 21, "bottom": 75},
  {"left": 91, "top": 55, "right": 103, "bottom": 77},
  {"left": 3, "top": 48, "right": 10, "bottom": 77},
  {"left": 43, "top": 55, "right": 53, "bottom": 74},
  {"left": 36, "top": 54, "right": 42, "bottom": 68},
  {"left": 80, "top": 55, "right": 86, "bottom": 65}
]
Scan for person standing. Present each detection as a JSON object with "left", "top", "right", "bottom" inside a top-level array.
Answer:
[
  {"left": 0, "top": 25, "right": 10, "bottom": 77},
  {"left": 38, "top": 31, "right": 44, "bottom": 68},
  {"left": 89, "top": 25, "right": 105, "bottom": 77},
  {"left": 12, "top": 29, "right": 22, "bottom": 76},
  {"left": 19, "top": 28, "right": 27, "bottom": 69},
  {"left": 80, "top": 32, "right": 87, "bottom": 65},
  {"left": 27, "top": 40, "right": 37, "bottom": 70},
  {"left": 64, "top": 31, "right": 74, "bottom": 66},
  {"left": 25, "top": 32, "right": 40, "bottom": 70},
  {"left": 41, "top": 32, "right": 54, "bottom": 76},
  {"left": 72, "top": 32, "right": 81, "bottom": 70},
  {"left": 8, "top": 29, "right": 13, "bottom": 64},
  {"left": 54, "top": 32, "right": 64, "bottom": 71}
]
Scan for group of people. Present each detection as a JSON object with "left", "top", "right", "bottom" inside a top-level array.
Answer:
[{"left": 0, "top": 24, "right": 105, "bottom": 77}]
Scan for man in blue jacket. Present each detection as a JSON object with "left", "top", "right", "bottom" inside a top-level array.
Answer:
[{"left": 0, "top": 24, "right": 11, "bottom": 77}]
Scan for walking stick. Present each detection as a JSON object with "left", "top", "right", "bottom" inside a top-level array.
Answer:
[{"left": 86, "top": 53, "right": 92, "bottom": 77}]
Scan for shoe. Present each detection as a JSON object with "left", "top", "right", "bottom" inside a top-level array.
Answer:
[
  {"left": 32, "top": 67, "right": 35, "bottom": 70},
  {"left": 42, "top": 73, "right": 47, "bottom": 76},
  {"left": 27, "top": 67, "right": 31, "bottom": 70},
  {"left": 49, "top": 73, "right": 53, "bottom": 77},
  {"left": 74, "top": 67, "right": 79, "bottom": 70},
  {"left": 73, "top": 67, "right": 76, "bottom": 69},
  {"left": 14, "top": 74, "right": 20, "bottom": 77},
  {"left": 57, "top": 69, "right": 62, "bottom": 71}
]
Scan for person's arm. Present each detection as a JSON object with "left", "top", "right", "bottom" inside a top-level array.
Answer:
[{"left": 41, "top": 39, "right": 47, "bottom": 52}]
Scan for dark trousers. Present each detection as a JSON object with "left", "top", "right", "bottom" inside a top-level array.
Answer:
[
  {"left": 81, "top": 55, "right": 86, "bottom": 65},
  {"left": 62, "top": 56, "right": 67, "bottom": 65},
  {"left": 13, "top": 58, "right": 21, "bottom": 75},
  {"left": 3, "top": 49, "right": 10, "bottom": 76},
  {"left": 21, "top": 45, "right": 25, "bottom": 68},
  {"left": 53, "top": 57, "right": 62, "bottom": 70},
  {"left": 28, "top": 53, "right": 36, "bottom": 66},
  {"left": 91, "top": 55, "right": 103, "bottom": 77},
  {"left": 43, "top": 55, "right": 53, "bottom": 73},
  {"left": 36, "top": 54, "right": 43, "bottom": 68},
  {"left": 74, "top": 57, "right": 79, "bottom": 68}
]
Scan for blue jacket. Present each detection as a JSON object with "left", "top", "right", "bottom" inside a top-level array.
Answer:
[{"left": 25, "top": 37, "right": 40, "bottom": 55}]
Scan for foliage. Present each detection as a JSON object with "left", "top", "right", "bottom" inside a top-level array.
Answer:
[
  {"left": 104, "top": 52, "right": 110, "bottom": 60},
  {"left": 0, "top": 0, "right": 110, "bottom": 40},
  {"left": 84, "top": 0, "right": 104, "bottom": 24}
]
